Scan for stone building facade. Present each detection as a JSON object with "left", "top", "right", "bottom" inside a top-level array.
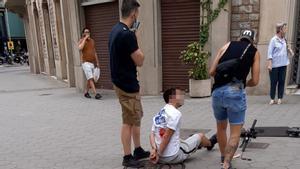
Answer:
[
  {"left": 4, "top": 0, "right": 300, "bottom": 95},
  {"left": 5, "top": 0, "right": 79, "bottom": 88},
  {"left": 231, "top": 0, "right": 260, "bottom": 41}
]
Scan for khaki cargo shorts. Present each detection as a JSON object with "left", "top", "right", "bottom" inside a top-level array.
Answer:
[{"left": 114, "top": 85, "right": 143, "bottom": 126}]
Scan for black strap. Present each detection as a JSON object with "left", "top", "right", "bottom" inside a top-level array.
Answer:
[{"left": 180, "top": 147, "right": 197, "bottom": 154}]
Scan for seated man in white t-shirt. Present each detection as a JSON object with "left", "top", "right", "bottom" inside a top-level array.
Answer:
[{"left": 149, "top": 88, "right": 217, "bottom": 164}]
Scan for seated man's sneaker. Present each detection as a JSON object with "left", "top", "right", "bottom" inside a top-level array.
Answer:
[
  {"left": 133, "top": 147, "right": 150, "bottom": 160},
  {"left": 207, "top": 134, "right": 218, "bottom": 151}
]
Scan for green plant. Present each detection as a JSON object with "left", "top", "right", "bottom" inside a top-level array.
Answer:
[
  {"left": 180, "top": 0, "right": 228, "bottom": 80},
  {"left": 200, "top": 0, "right": 228, "bottom": 48},
  {"left": 180, "top": 42, "right": 209, "bottom": 80}
]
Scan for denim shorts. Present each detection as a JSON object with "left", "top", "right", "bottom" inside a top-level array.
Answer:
[{"left": 212, "top": 82, "right": 247, "bottom": 125}]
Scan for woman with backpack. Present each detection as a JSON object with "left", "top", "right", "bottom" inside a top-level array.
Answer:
[{"left": 209, "top": 29, "right": 260, "bottom": 169}]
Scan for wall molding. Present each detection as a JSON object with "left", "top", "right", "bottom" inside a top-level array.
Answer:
[{"left": 81, "top": 0, "right": 115, "bottom": 6}]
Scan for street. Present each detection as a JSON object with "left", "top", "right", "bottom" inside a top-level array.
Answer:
[{"left": 0, "top": 66, "right": 300, "bottom": 169}]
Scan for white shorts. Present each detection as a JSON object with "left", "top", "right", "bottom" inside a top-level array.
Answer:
[
  {"left": 159, "top": 134, "right": 202, "bottom": 164},
  {"left": 82, "top": 62, "right": 95, "bottom": 80}
]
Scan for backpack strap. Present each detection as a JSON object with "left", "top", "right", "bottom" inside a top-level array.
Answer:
[{"left": 239, "top": 43, "right": 251, "bottom": 60}]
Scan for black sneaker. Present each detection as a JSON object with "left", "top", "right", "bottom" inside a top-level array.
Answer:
[
  {"left": 207, "top": 134, "right": 218, "bottom": 151},
  {"left": 122, "top": 154, "right": 144, "bottom": 168},
  {"left": 95, "top": 93, "right": 102, "bottom": 100},
  {"left": 84, "top": 92, "right": 91, "bottom": 98},
  {"left": 133, "top": 147, "right": 150, "bottom": 161}
]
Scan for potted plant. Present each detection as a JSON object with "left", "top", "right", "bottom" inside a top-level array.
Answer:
[{"left": 180, "top": 42, "right": 211, "bottom": 97}]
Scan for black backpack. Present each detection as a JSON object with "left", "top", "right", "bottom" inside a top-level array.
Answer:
[{"left": 215, "top": 43, "right": 251, "bottom": 84}]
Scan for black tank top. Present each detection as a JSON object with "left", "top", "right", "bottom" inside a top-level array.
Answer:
[{"left": 212, "top": 41, "right": 257, "bottom": 91}]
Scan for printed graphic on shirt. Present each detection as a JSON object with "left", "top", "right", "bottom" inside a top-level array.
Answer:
[
  {"left": 154, "top": 109, "right": 167, "bottom": 138},
  {"left": 152, "top": 104, "right": 182, "bottom": 157}
]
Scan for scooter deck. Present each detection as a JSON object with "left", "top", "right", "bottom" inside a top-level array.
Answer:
[{"left": 255, "top": 126, "right": 290, "bottom": 137}]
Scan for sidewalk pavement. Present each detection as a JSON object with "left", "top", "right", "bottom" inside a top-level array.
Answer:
[{"left": 0, "top": 66, "right": 300, "bottom": 169}]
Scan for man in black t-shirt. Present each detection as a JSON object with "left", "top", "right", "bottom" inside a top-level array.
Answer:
[{"left": 108, "top": 0, "right": 149, "bottom": 168}]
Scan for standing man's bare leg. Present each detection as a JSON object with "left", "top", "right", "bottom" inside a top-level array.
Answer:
[
  {"left": 223, "top": 124, "right": 243, "bottom": 169},
  {"left": 122, "top": 124, "right": 132, "bottom": 155},
  {"left": 132, "top": 126, "right": 141, "bottom": 148},
  {"left": 89, "top": 79, "right": 97, "bottom": 95},
  {"left": 85, "top": 80, "right": 90, "bottom": 94}
]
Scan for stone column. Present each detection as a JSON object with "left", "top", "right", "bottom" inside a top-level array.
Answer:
[
  {"left": 23, "top": 11, "right": 35, "bottom": 73},
  {"left": 135, "top": 0, "right": 162, "bottom": 95},
  {"left": 27, "top": 1, "right": 40, "bottom": 74},
  {"left": 40, "top": 1, "right": 56, "bottom": 76},
  {"left": 60, "top": 0, "right": 76, "bottom": 87},
  {"left": 33, "top": 3, "right": 45, "bottom": 73},
  {"left": 67, "top": 0, "right": 85, "bottom": 91},
  {"left": 47, "top": 0, "right": 67, "bottom": 80}
]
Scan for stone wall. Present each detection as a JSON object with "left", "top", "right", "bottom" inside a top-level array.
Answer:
[{"left": 231, "top": 0, "right": 260, "bottom": 41}]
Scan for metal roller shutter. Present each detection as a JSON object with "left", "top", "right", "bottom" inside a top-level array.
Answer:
[
  {"left": 84, "top": 1, "right": 119, "bottom": 89},
  {"left": 161, "top": 0, "right": 200, "bottom": 91}
]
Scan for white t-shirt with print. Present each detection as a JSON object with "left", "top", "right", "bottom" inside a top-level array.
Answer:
[{"left": 151, "top": 104, "right": 182, "bottom": 157}]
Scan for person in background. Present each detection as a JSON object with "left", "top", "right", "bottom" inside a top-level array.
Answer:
[
  {"left": 267, "top": 22, "right": 294, "bottom": 105},
  {"left": 78, "top": 28, "right": 102, "bottom": 100},
  {"left": 15, "top": 40, "right": 22, "bottom": 55}
]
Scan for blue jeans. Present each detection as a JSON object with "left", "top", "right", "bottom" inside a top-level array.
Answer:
[
  {"left": 212, "top": 82, "right": 247, "bottom": 125},
  {"left": 269, "top": 66, "right": 287, "bottom": 100}
]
